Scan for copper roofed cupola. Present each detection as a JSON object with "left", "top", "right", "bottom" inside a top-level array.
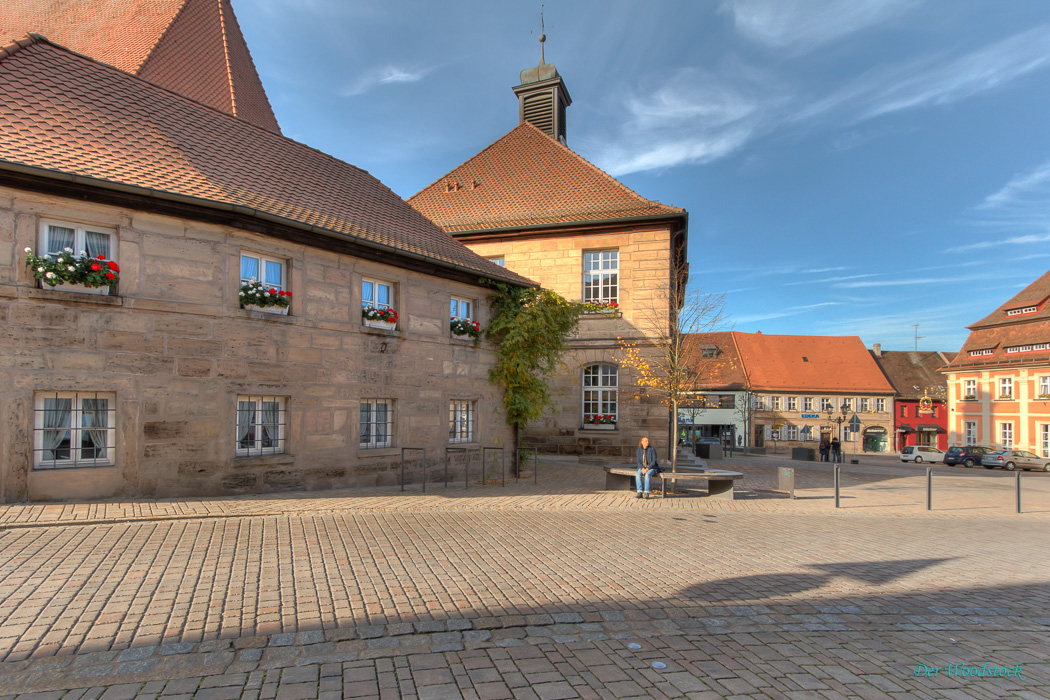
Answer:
[{"left": 513, "top": 17, "right": 571, "bottom": 144}]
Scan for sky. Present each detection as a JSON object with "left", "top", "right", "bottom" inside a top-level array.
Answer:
[{"left": 235, "top": 0, "right": 1050, "bottom": 352}]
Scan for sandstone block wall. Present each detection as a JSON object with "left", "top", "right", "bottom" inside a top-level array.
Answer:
[{"left": 0, "top": 188, "right": 513, "bottom": 502}]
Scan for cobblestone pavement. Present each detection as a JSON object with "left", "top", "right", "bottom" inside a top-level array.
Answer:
[{"left": 0, "top": 457, "right": 1048, "bottom": 698}]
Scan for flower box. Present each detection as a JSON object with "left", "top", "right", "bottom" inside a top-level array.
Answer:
[
  {"left": 362, "top": 306, "right": 397, "bottom": 329},
  {"left": 450, "top": 317, "right": 482, "bottom": 341},
  {"left": 364, "top": 319, "right": 396, "bottom": 330},
  {"left": 244, "top": 303, "right": 288, "bottom": 315},
  {"left": 963, "top": 394, "right": 977, "bottom": 401},
  {"left": 37, "top": 278, "right": 112, "bottom": 295},
  {"left": 583, "top": 423, "right": 616, "bottom": 430},
  {"left": 26, "top": 247, "right": 120, "bottom": 293}
]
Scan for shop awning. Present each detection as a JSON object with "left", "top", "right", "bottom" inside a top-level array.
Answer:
[
  {"left": 897, "top": 424, "right": 914, "bottom": 433},
  {"left": 917, "top": 424, "right": 946, "bottom": 433}
]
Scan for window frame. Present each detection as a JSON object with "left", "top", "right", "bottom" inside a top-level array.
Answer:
[
  {"left": 235, "top": 395, "right": 287, "bottom": 457},
  {"left": 1041, "top": 424, "right": 1049, "bottom": 458},
  {"left": 965, "top": 421, "right": 977, "bottom": 447},
  {"left": 820, "top": 398, "right": 833, "bottom": 412},
  {"left": 999, "top": 377, "right": 1013, "bottom": 399},
  {"left": 875, "top": 398, "right": 886, "bottom": 412},
  {"left": 963, "top": 379, "right": 977, "bottom": 399},
  {"left": 582, "top": 364, "right": 618, "bottom": 425},
  {"left": 33, "top": 391, "right": 117, "bottom": 470},
  {"left": 803, "top": 397, "right": 813, "bottom": 411},
  {"left": 1039, "top": 376, "right": 1050, "bottom": 398},
  {"left": 859, "top": 398, "right": 870, "bottom": 412},
  {"left": 450, "top": 296, "right": 474, "bottom": 321},
  {"left": 582, "top": 250, "right": 619, "bottom": 305},
  {"left": 449, "top": 400, "right": 476, "bottom": 444},
  {"left": 362, "top": 278, "right": 396, "bottom": 327},
  {"left": 487, "top": 256, "right": 505, "bottom": 267},
  {"left": 38, "top": 219, "right": 119, "bottom": 295},
  {"left": 239, "top": 252, "right": 286, "bottom": 290},
  {"left": 360, "top": 399, "right": 394, "bottom": 450},
  {"left": 1000, "top": 422, "right": 1013, "bottom": 449}
]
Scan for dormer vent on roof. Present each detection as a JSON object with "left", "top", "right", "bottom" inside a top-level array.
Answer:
[{"left": 512, "top": 28, "right": 571, "bottom": 143}]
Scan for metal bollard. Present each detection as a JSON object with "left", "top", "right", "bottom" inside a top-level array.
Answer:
[
  {"left": 926, "top": 467, "right": 932, "bottom": 511},
  {"left": 834, "top": 465, "right": 840, "bottom": 508},
  {"left": 1016, "top": 471, "right": 1022, "bottom": 514}
]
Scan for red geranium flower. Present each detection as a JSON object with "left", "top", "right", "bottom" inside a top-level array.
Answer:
[
  {"left": 277, "top": 290, "right": 285, "bottom": 296},
  {"left": 285, "top": 291, "right": 292, "bottom": 297},
  {"left": 107, "top": 260, "right": 120, "bottom": 272},
  {"left": 105, "top": 272, "right": 115, "bottom": 280},
  {"left": 91, "top": 263, "right": 102, "bottom": 271},
  {"left": 269, "top": 288, "right": 277, "bottom": 295},
  {"left": 97, "top": 254, "right": 106, "bottom": 260}
]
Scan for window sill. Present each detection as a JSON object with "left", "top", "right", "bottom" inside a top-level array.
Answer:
[
  {"left": 580, "top": 311, "right": 622, "bottom": 319},
  {"left": 21, "top": 285, "right": 123, "bottom": 306},
  {"left": 448, "top": 441, "right": 480, "bottom": 448},
  {"left": 233, "top": 453, "right": 294, "bottom": 468},
  {"left": 450, "top": 336, "right": 480, "bottom": 346},
  {"left": 358, "top": 446, "right": 400, "bottom": 457},
  {"left": 361, "top": 324, "right": 401, "bottom": 337},
  {"left": 33, "top": 462, "right": 116, "bottom": 471},
  {"left": 238, "top": 307, "right": 295, "bottom": 322}
]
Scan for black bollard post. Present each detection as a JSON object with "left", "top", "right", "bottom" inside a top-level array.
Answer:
[
  {"left": 926, "top": 467, "right": 932, "bottom": 511},
  {"left": 1016, "top": 471, "right": 1021, "bottom": 514},
  {"left": 834, "top": 465, "right": 840, "bottom": 508}
]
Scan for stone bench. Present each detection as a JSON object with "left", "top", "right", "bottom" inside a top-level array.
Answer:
[{"left": 604, "top": 465, "right": 743, "bottom": 500}]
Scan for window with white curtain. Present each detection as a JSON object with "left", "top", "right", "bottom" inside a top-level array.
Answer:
[
  {"left": 236, "top": 396, "right": 287, "bottom": 456},
  {"left": 450, "top": 297, "right": 474, "bottom": 321},
  {"left": 240, "top": 252, "right": 285, "bottom": 290},
  {"left": 40, "top": 220, "right": 116, "bottom": 261},
  {"left": 33, "top": 392, "right": 116, "bottom": 469},
  {"left": 360, "top": 399, "right": 393, "bottom": 449}
]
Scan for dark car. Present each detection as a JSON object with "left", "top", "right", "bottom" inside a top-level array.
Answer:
[{"left": 943, "top": 445, "right": 995, "bottom": 468}]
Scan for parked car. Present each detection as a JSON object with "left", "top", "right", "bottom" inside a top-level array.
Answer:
[
  {"left": 943, "top": 445, "right": 995, "bottom": 468},
  {"left": 900, "top": 446, "right": 945, "bottom": 463},
  {"left": 981, "top": 450, "right": 1050, "bottom": 472}
]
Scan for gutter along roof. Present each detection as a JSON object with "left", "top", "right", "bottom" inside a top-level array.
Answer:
[{"left": 0, "top": 35, "right": 532, "bottom": 289}]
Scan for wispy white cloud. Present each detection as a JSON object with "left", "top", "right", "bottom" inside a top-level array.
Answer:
[
  {"left": 800, "top": 266, "right": 851, "bottom": 274},
  {"left": 734, "top": 301, "right": 842, "bottom": 324},
  {"left": 835, "top": 274, "right": 996, "bottom": 288},
  {"left": 720, "top": 0, "right": 920, "bottom": 53},
  {"left": 784, "top": 273, "right": 878, "bottom": 286},
  {"left": 341, "top": 65, "right": 435, "bottom": 97},
  {"left": 945, "top": 232, "right": 1050, "bottom": 253},
  {"left": 591, "top": 64, "right": 788, "bottom": 175},
  {"left": 859, "top": 26, "right": 1050, "bottom": 119}
]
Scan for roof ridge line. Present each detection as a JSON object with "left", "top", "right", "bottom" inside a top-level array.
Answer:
[
  {"left": 0, "top": 33, "right": 48, "bottom": 61},
  {"left": 216, "top": 0, "right": 238, "bottom": 118},
  {"left": 131, "top": 0, "right": 189, "bottom": 73}
]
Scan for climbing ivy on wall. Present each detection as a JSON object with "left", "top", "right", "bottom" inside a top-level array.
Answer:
[{"left": 485, "top": 282, "right": 582, "bottom": 430}]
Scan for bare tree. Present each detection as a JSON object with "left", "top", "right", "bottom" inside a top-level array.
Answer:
[{"left": 617, "top": 257, "right": 729, "bottom": 473}]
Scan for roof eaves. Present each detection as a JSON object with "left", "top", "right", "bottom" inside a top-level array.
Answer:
[
  {"left": 0, "top": 160, "right": 535, "bottom": 290},
  {"left": 449, "top": 210, "right": 689, "bottom": 237}
]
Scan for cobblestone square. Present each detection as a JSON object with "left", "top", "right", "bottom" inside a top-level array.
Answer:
[{"left": 0, "top": 455, "right": 1047, "bottom": 698}]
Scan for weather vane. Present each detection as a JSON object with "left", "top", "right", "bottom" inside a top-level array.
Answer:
[{"left": 539, "top": 5, "right": 546, "bottom": 65}]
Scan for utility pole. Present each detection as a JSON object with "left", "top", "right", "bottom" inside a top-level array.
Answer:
[{"left": 911, "top": 324, "right": 925, "bottom": 351}]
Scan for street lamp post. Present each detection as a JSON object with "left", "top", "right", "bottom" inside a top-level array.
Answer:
[{"left": 825, "top": 400, "right": 850, "bottom": 463}]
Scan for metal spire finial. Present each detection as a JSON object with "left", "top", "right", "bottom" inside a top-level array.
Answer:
[{"left": 539, "top": 5, "right": 546, "bottom": 65}]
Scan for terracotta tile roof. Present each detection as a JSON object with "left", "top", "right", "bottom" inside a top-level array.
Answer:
[
  {"left": 0, "top": 0, "right": 280, "bottom": 132},
  {"left": 969, "top": 269, "right": 1050, "bottom": 329},
  {"left": 0, "top": 36, "right": 531, "bottom": 287},
  {"left": 683, "top": 332, "right": 748, "bottom": 391},
  {"left": 945, "top": 270, "right": 1050, "bottom": 371},
  {"left": 870, "top": 351, "right": 955, "bottom": 399},
  {"left": 407, "top": 122, "right": 685, "bottom": 233},
  {"left": 945, "top": 322, "right": 1050, "bottom": 371},
  {"left": 731, "top": 332, "right": 895, "bottom": 394}
]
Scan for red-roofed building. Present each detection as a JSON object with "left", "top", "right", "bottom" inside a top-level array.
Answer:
[
  {"left": 409, "top": 53, "right": 688, "bottom": 460},
  {"left": 731, "top": 332, "right": 896, "bottom": 453},
  {"left": 0, "top": 25, "right": 531, "bottom": 501},
  {"left": 870, "top": 346, "right": 955, "bottom": 452},
  {"left": 0, "top": 0, "right": 280, "bottom": 132},
  {"left": 943, "top": 270, "right": 1050, "bottom": 456}
]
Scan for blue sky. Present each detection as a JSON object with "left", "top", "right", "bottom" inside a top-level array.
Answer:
[{"left": 237, "top": 0, "right": 1050, "bottom": 352}]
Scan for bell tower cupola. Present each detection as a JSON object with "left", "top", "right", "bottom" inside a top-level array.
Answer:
[{"left": 512, "top": 13, "right": 572, "bottom": 143}]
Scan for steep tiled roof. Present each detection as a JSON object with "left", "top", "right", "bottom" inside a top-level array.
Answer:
[
  {"left": 871, "top": 351, "right": 955, "bottom": 399},
  {"left": 969, "top": 269, "right": 1050, "bottom": 329},
  {"left": 0, "top": 36, "right": 531, "bottom": 287},
  {"left": 945, "top": 270, "right": 1050, "bottom": 371},
  {"left": 408, "top": 122, "right": 685, "bottom": 233},
  {"left": 684, "top": 332, "right": 748, "bottom": 391},
  {"left": 732, "top": 333, "right": 895, "bottom": 394},
  {"left": 0, "top": 0, "right": 280, "bottom": 132}
]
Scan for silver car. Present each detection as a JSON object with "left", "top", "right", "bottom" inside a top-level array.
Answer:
[
  {"left": 900, "top": 445, "right": 945, "bottom": 463},
  {"left": 981, "top": 450, "right": 1050, "bottom": 472}
]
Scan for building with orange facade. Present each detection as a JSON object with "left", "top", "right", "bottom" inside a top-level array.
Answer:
[{"left": 943, "top": 271, "right": 1050, "bottom": 456}]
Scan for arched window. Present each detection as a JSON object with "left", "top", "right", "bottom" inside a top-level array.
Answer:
[{"left": 582, "top": 364, "right": 618, "bottom": 425}]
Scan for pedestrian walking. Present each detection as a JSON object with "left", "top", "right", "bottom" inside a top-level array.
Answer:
[
  {"left": 832, "top": 436, "right": 842, "bottom": 463},
  {"left": 636, "top": 436, "right": 660, "bottom": 499}
]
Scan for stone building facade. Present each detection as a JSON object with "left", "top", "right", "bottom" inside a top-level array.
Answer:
[
  {"left": 409, "top": 58, "right": 688, "bottom": 460},
  {"left": 0, "top": 33, "right": 529, "bottom": 502}
]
